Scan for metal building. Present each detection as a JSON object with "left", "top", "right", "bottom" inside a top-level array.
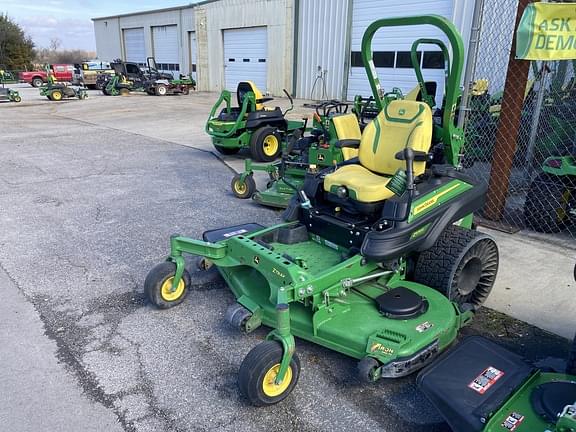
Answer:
[{"left": 92, "top": 0, "right": 477, "bottom": 99}]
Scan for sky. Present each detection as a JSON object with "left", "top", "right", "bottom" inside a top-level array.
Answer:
[{"left": 3, "top": 1, "right": 194, "bottom": 52}]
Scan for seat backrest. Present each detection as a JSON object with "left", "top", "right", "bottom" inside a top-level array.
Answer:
[
  {"left": 331, "top": 113, "right": 362, "bottom": 160},
  {"left": 359, "top": 100, "right": 433, "bottom": 176},
  {"left": 237, "top": 81, "right": 265, "bottom": 111}
]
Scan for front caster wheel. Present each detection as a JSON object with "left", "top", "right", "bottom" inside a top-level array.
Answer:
[
  {"left": 238, "top": 341, "right": 300, "bottom": 406},
  {"left": 225, "top": 303, "right": 252, "bottom": 332},
  {"left": 144, "top": 261, "right": 191, "bottom": 309},
  {"left": 231, "top": 174, "right": 256, "bottom": 199},
  {"left": 357, "top": 357, "right": 380, "bottom": 383}
]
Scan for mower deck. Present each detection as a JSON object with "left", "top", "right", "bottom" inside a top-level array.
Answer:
[{"left": 169, "top": 223, "right": 470, "bottom": 375}]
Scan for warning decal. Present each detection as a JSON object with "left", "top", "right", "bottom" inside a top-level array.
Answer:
[
  {"left": 468, "top": 366, "right": 504, "bottom": 395},
  {"left": 501, "top": 412, "right": 525, "bottom": 431}
]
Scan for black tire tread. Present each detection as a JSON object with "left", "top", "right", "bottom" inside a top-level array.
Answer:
[
  {"left": 231, "top": 174, "right": 256, "bottom": 199},
  {"left": 250, "top": 126, "right": 281, "bottom": 162},
  {"left": 238, "top": 341, "right": 300, "bottom": 406},
  {"left": 413, "top": 225, "right": 498, "bottom": 307},
  {"left": 144, "top": 261, "right": 191, "bottom": 309}
]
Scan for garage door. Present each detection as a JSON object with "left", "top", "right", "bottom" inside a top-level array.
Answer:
[
  {"left": 223, "top": 27, "right": 267, "bottom": 92},
  {"left": 347, "top": 0, "right": 453, "bottom": 104},
  {"left": 123, "top": 28, "right": 146, "bottom": 65},
  {"left": 152, "top": 25, "right": 179, "bottom": 75},
  {"left": 189, "top": 31, "right": 197, "bottom": 81}
]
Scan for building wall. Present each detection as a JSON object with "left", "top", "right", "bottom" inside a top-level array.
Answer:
[
  {"left": 296, "top": 0, "right": 350, "bottom": 100},
  {"left": 93, "top": 0, "right": 475, "bottom": 97},
  {"left": 194, "top": 0, "right": 293, "bottom": 94},
  {"left": 93, "top": 18, "right": 122, "bottom": 61}
]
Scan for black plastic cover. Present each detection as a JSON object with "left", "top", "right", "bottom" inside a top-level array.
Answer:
[
  {"left": 202, "top": 223, "right": 264, "bottom": 243},
  {"left": 417, "top": 336, "right": 534, "bottom": 432},
  {"left": 531, "top": 381, "right": 576, "bottom": 423},
  {"left": 375, "top": 287, "right": 428, "bottom": 319}
]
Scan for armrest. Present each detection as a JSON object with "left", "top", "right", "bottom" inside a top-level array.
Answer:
[
  {"left": 395, "top": 149, "right": 429, "bottom": 162},
  {"left": 256, "top": 97, "right": 274, "bottom": 104},
  {"left": 335, "top": 139, "right": 361, "bottom": 149}
]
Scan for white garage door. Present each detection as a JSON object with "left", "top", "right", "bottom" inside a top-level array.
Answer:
[
  {"left": 347, "top": 0, "right": 453, "bottom": 104},
  {"left": 152, "top": 25, "right": 179, "bottom": 74},
  {"left": 223, "top": 27, "right": 267, "bottom": 92},
  {"left": 189, "top": 31, "right": 197, "bottom": 81},
  {"left": 123, "top": 28, "right": 146, "bottom": 65}
]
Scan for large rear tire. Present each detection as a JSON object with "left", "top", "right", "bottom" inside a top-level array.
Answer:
[
  {"left": 413, "top": 225, "right": 499, "bottom": 308},
  {"left": 250, "top": 126, "right": 282, "bottom": 162},
  {"left": 524, "top": 173, "right": 575, "bottom": 233}
]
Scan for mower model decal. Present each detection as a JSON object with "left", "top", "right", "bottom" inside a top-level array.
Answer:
[
  {"left": 501, "top": 412, "right": 525, "bottom": 431},
  {"left": 409, "top": 180, "right": 473, "bottom": 222},
  {"left": 468, "top": 366, "right": 504, "bottom": 395},
  {"left": 272, "top": 268, "right": 285, "bottom": 279},
  {"left": 370, "top": 343, "right": 394, "bottom": 356},
  {"left": 410, "top": 223, "right": 430, "bottom": 240}
]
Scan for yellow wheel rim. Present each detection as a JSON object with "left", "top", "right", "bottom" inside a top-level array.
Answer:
[
  {"left": 262, "top": 364, "right": 292, "bottom": 397},
  {"left": 233, "top": 180, "right": 247, "bottom": 195},
  {"left": 52, "top": 91, "right": 62, "bottom": 101},
  {"left": 160, "top": 277, "right": 185, "bottom": 302},
  {"left": 262, "top": 135, "right": 279, "bottom": 157}
]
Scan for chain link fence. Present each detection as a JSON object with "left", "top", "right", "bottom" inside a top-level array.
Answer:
[{"left": 462, "top": 0, "right": 576, "bottom": 240}]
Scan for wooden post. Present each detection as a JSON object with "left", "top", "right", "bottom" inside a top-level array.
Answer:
[{"left": 484, "top": 0, "right": 531, "bottom": 221}]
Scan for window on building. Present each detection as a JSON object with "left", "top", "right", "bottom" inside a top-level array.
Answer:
[
  {"left": 422, "top": 51, "right": 445, "bottom": 69},
  {"left": 395, "top": 51, "right": 422, "bottom": 68}
]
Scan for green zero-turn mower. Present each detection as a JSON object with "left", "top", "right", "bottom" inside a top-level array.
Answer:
[
  {"left": 0, "top": 70, "right": 21, "bottom": 103},
  {"left": 40, "top": 75, "right": 87, "bottom": 101},
  {"left": 230, "top": 35, "right": 451, "bottom": 209},
  {"left": 144, "top": 15, "right": 500, "bottom": 406},
  {"left": 418, "top": 267, "right": 576, "bottom": 432},
  {"left": 231, "top": 100, "right": 362, "bottom": 208},
  {"left": 206, "top": 81, "right": 306, "bottom": 162}
]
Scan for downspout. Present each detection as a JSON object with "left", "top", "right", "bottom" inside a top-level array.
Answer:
[
  {"left": 341, "top": 0, "right": 354, "bottom": 101},
  {"left": 292, "top": 0, "right": 300, "bottom": 97}
]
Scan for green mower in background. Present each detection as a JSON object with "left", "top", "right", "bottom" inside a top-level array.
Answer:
[
  {"left": 524, "top": 153, "right": 576, "bottom": 233},
  {"left": 206, "top": 81, "right": 305, "bottom": 161},
  {"left": 231, "top": 36, "right": 451, "bottom": 209},
  {"left": 145, "top": 15, "right": 500, "bottom": 406},
  {"left": 231, "top": 100, "right": 362, "bottom": 208},
  {"left": 0, "top": 69, "right": 21, "bottom": 103},
  {"left": 418, "top": 266, "right": 576, "bottom": 432},
  {"left": 40, "top": 73, "right": 87, "bottom": 101}
]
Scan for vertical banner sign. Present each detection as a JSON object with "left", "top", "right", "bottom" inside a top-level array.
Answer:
[{"left": 516, "top": 3, "right": 576, "bottom": 60}]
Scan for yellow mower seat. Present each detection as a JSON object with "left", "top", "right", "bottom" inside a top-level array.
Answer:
[
  {"left": 331, "top": 113, "right": 362, "bottom": 160},
  {"left": 324, "top": 100, "right": 433, "bottom": 203}
]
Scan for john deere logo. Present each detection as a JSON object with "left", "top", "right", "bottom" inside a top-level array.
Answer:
[
  {"left": 317, "top": 154, "right": 325, "bottom": 161},
  {"left": 253, "top": 256, "right": 260, "bottom": 265},
  {"left": 398, "top": 108, "right": 406, "bottom": 115}
]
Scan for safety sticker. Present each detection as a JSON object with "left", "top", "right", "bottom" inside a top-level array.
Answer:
[
  {"left": 223, "top": 229, "right": 248, "bottom": 238},
  {"left": 468, "top": 366, "right": 504, "bottom": 394},
  {"left": 501, "top": 412, "right": 525, "bottom": 431}
]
